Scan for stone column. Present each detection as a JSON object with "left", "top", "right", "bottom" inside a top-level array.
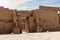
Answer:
[
  {"left": 12, "top": 10, "right": 20, "bottom": 34},
  {"left": 35, "top": 14, "right": 42, "bottom": 32}
]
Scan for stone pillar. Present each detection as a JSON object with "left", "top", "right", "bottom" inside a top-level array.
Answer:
[
  {"left": 35, "top": 14, "right": 42, "bottom": 32},
  {"left": 12, "top": 10, "right": 20, "bottom": 34},
  {"left": 27, "top": 14, "right": 36, "bottom": 33}
]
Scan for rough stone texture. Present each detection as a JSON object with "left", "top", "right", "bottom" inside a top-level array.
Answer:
[
  {"left": 0, "top": 6, "right": 60, "bottom": 34},
  {"left": 17, "top": 11, "right": 37, "bottom": 33},
  {"left": 0, "top": 7, "right": 14, "bottom": 34},
  {"left": 12, "top": 27, "right": 21, "bottom": 34},
  {"left": 17, "top": 11, "right": 32, "bottom": 32},
  {"left": 0, "top": 8, "right": 13, "bottom": 20},
  {"left": 34, "top": 6, "right": 60, "bottom": 32},
  {"left": 27, "top": 14, "right": 36, "bottom": 32},
  {"left": 16, "top": 6, "right": 60, "bottom": 33}
]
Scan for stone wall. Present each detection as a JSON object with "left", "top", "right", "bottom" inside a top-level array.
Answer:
[
  {"left": 34, "top": 6, "right": 60, "bottom": 32},
  {"left": 0, "top": 6, "right": 60, "bottom": 34},
  {"left": 0, "top": 7, "right": 14, "bottom": 34}
]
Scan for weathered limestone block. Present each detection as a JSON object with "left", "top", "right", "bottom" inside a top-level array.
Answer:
[
  {"left": 0, "top": 9, "right": 13, "bottom": 20},
  {"left": 12, "top": 27, "right": 21, "bottom": 34},
  {"left": 0, "top": 20, "right": 13, "bottom": 34}
]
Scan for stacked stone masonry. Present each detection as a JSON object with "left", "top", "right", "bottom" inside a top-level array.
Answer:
[{"left": 0, "top": 6, "right": 60, "bottom": 34}]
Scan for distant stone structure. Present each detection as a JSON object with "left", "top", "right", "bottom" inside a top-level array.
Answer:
[{"left": 0, "top": 6, "right": 60, "bottom": 34}]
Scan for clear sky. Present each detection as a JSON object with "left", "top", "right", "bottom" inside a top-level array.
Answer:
[{"left": 0, "top": 0, "right": 60, "bottom": 10}]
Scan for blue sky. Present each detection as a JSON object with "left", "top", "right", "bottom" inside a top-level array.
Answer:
[{"left": 0, "top": 0, "right": 60, "bottom": 10}]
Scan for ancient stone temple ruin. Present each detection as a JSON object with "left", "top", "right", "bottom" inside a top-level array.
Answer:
[{"left": 0, "top": 6, "right": 60, "bottom": 34}]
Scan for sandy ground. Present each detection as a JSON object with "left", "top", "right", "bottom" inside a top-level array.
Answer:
[{"left": 0, "top": 32, "right": 60, "bottom": 40}]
